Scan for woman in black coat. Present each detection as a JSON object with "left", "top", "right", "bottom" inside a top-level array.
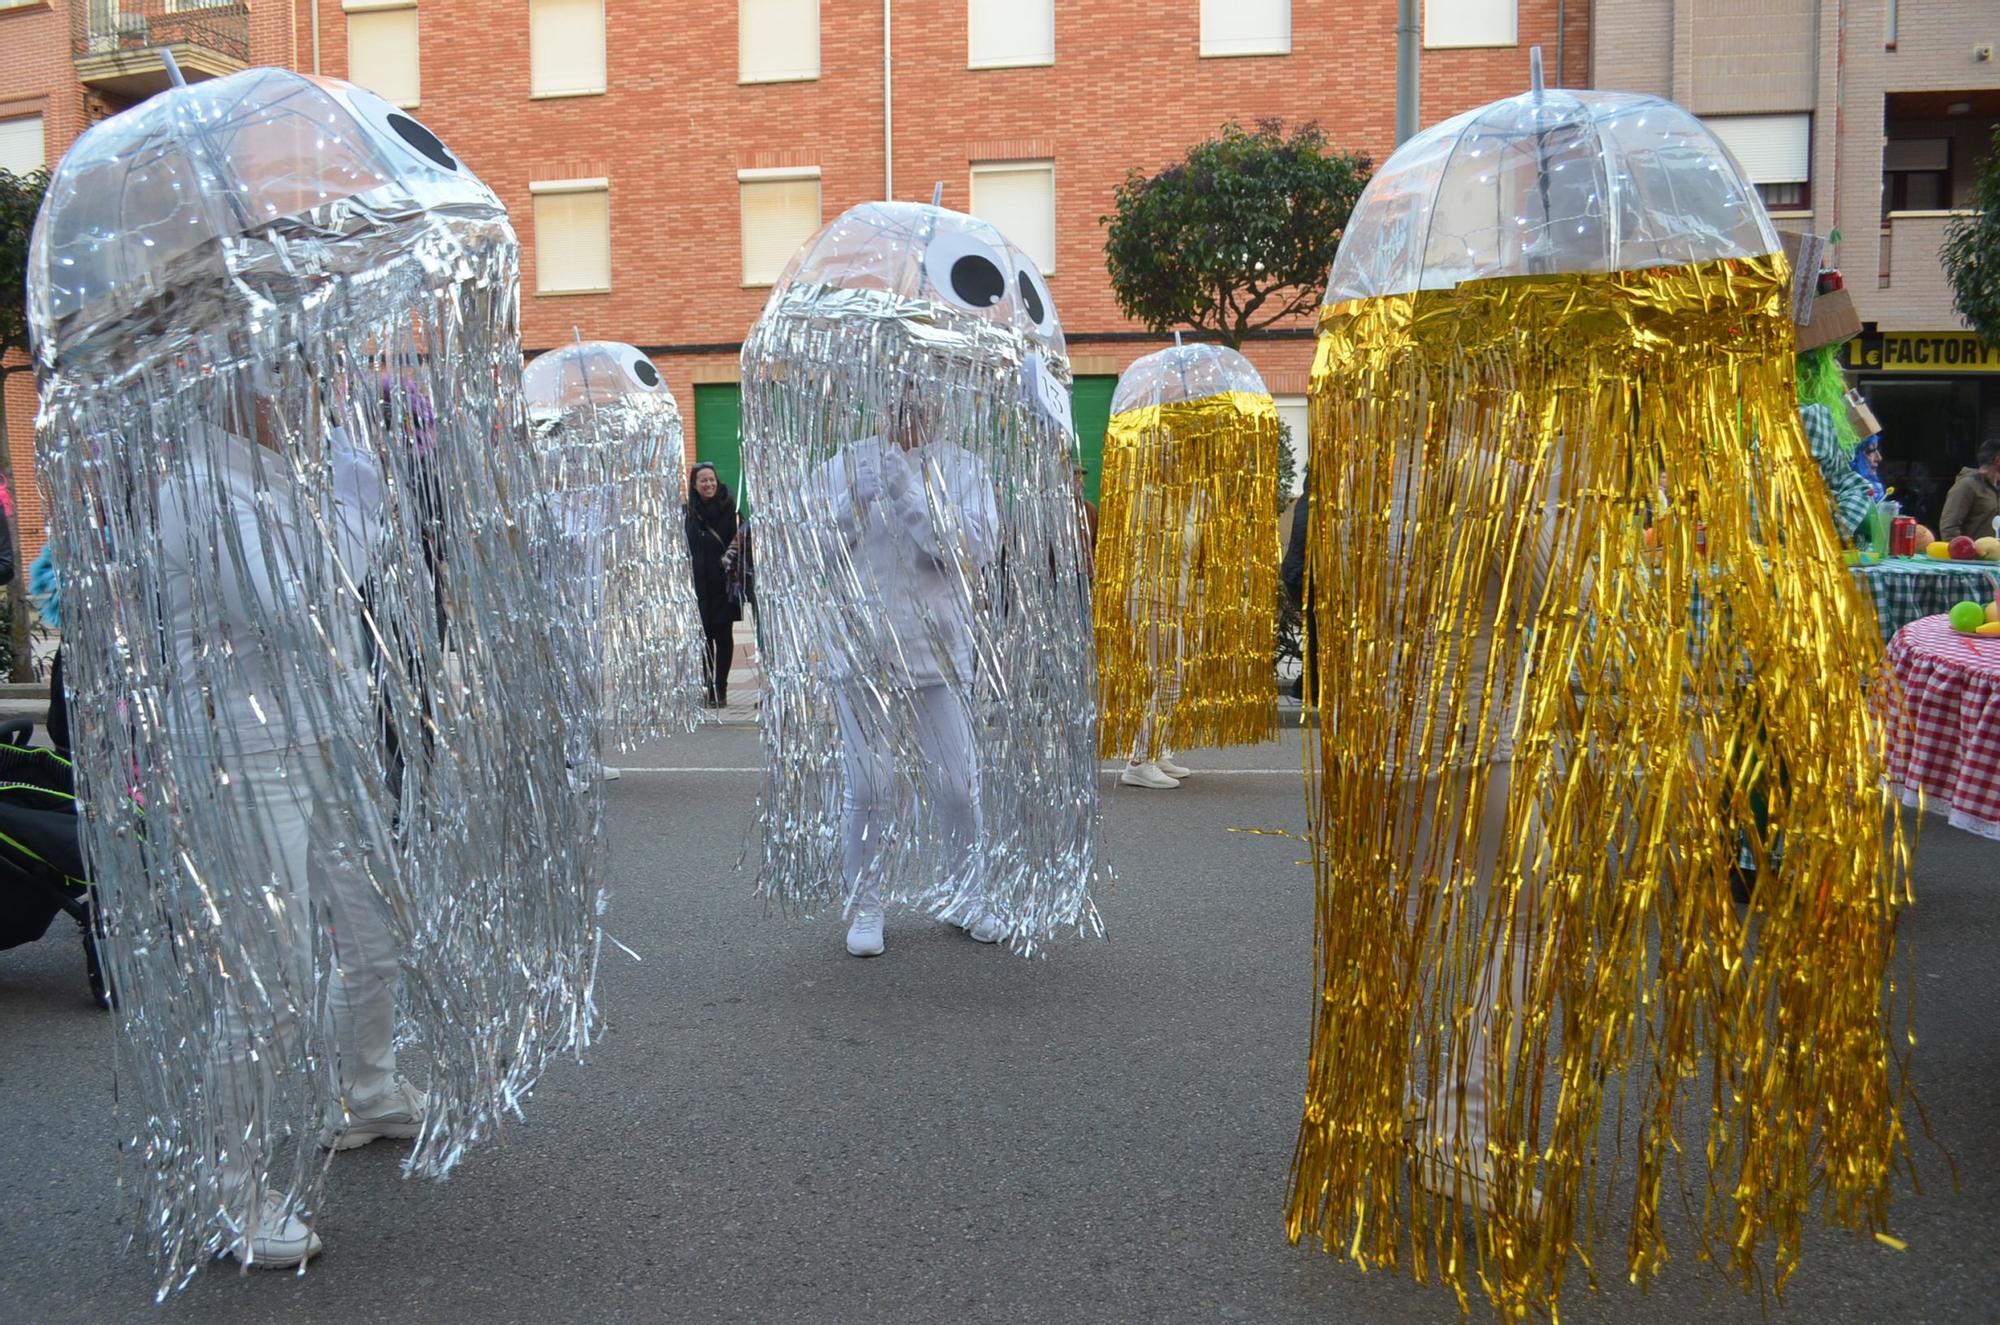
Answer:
[{"left": 683, "top": 462, "right": 742, "bottom": 706}]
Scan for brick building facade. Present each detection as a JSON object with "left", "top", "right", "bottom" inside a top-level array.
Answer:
[{"left": 2, "top": 1, "right": 1588, "bottom": 545}]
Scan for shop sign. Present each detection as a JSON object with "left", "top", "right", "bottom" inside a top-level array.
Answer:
[{"left": 1846, "top": 332, "right": 2000, "bottom": 373}]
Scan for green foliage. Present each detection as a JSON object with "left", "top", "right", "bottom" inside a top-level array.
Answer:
[
  {"left": 0, "top": 167, "right": 50, "bottom": 368},
  {"left": 1274, "top": 416, "right": 1297, "bottom": 507},
  {"left": 1942, "top": 126, "right": 2000, "bottom": 348},
  {"left": 1101, "top": 120, "right": 1370, "bottom": 348}
]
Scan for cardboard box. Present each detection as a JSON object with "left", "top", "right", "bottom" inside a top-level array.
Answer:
[
  {"left": 1796, "top": 286, "right": 1861, "bottom": 352},
  {"left": 1844, "top": 387, "right": 1882, "bottom": 439},
  {"left": 1780, "top": 229, "right": 1825, "bottom": 325}
]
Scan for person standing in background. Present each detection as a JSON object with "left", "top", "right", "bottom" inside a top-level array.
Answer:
[
  {"left": 684, "top": 461, "right": 741, "bottom": 706},
  {"left": 1938, "top": 438, "right": 2000, "bottom": 542}
]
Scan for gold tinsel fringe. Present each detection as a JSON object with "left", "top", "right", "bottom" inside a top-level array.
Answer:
[
  {"left": 1286, "top": 255, "right": 1913, "bottom": 1318},
  {"left": 1094, "top": 390, "right": 1281, "bottom": 755}
]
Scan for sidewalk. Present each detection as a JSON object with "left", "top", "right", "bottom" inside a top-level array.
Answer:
[{"left": 706, "top": 613, "right": 763, "bottom": 726}]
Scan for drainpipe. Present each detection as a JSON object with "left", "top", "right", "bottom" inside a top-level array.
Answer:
[
  {"left": 1556, "top": 0, "right": 1565, "bottom": 85},
  {"left": 311, "top": 0, "right": 322, "bottom": 74},
  {"left": 1395, "top": 0, "right": 1419, "bottom": 145},
  {"left": 882, "top": 0, "right": 893, "bottom": 201}
]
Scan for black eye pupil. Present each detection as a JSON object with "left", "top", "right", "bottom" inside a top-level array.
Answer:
[
  {"left": 387, "top": 113, "right": 458, "bottom": 171},
  {"left": 1017, "top": 272, "right": 1045, "bottom": 324},
  {"left": 633, "top": 359, "right": 660, "bottom": 387},
  {"left": 950, "top": 254, "right": 1007, "bottom": 307}
]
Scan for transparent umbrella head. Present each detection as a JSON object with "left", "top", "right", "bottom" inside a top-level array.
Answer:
[{"left": 1325, "top": 89, "right": 1780, "bottom": 304}]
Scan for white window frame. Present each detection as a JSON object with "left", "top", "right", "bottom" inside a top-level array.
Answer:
[
  {"left": 1200, "top": 0, "right": 1291, "bottom": 58},
  {"left": 529, "top": 178, "right": 612, "bottom": 295},
  {"left": 969, "top": 159, "right": 1057, "bottom": 275},
  {"left": 1424, "top": 0, "right": 1518, "bottom": 50},
  {"left": 739, "top": 0, "right": 821, "bottom": 85},
  {"left": 968, "top": 0, "right": 1055, "bottom": 70},
  {"left": 738, "top": 166, "right": 823, "bottom": 287},
  {"left": 528, "top": 0, "right": 609, "bottom": 99},
  {"left": 342, "top": 0, "right": 421, "bottom": 109}
]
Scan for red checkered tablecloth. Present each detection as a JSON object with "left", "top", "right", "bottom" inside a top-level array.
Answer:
[{"left": 1884, "top": 614, "right": 2000, "bottom": 841}]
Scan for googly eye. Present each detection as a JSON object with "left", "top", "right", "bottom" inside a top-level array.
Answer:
[
  {"left": 1012, "top": 254, "right": 1057, "bottom": 335},
  {"left": 325, "top": 79, "right": 461, "bottom": 173},
  {"left": 922, "top": 227, "right": 1012, "bottom": 312},
  {"left": 627, "top": 356, "right": 662, "bottom": 390}
]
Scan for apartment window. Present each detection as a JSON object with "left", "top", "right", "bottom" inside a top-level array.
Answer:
[
  {"left": 970, "top": 161, "right": 1056, "bottom": 275},
  {"left": 740, "top": 168, "right": 821, "bottom": 286},
  {"left": 1201, "top": 0, "right": 1289, "bottom": 57},
  {"left": 1883, "top": 137, "right": 1950, "bottom": 215},
  {"left": 531, "top": 180, "right": 611, "bottom": 293},
  {"left": 1425, "top": 0, "right": 1517, "bottom": 48},
  {"left": 740, "top": 0, "right": 819, "bottom": 83},
  {"left": 969, "top": 0, "right": 1053, "bottom": 68},
  {"left": 343, "top": 2, "right": 420, "bottom": 108},
  {"left": 1705, "top": 113, "right": 1812, "bottom": 213},
  {"left": 530, "top": 0, "right": 607, "bottom": 97},
  {"left": 0, "top": 114, "right": 44, "bottom": 176}
]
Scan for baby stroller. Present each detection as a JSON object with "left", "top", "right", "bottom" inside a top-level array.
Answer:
[{"left": 0, "top": 716, "right": 105, "bottom": 1007}]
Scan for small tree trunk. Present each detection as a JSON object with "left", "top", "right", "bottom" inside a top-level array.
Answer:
[{"left": 0, "top": 375, "right": 33, "bottom": 683}]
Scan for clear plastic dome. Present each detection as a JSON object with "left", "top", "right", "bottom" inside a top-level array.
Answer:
[
  {"left": 523, "top": 341, "right": 671, "bottom": 415},
  {"left": 29, "top": 67, "right": 497, "bottom": 358},
  {"left": 1111, "top": 342, "right": 1272, "bottom": 414},
  {"left": 768, "top": 200, "right": 1065, "bottom": 358},
  {"left": 1325, "top": 89, "right": 1780, "bottom": 304}
]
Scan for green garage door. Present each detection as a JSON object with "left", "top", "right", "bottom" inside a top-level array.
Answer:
[
  {"left": 691, "top": 382, "right": 745, "bottom": 510},
  {"left": 696, "top": 376, "right": 1116, "bottom": 507},
  {"left": 1070, "top": 374, "right": 1116, "bottom": 504}
]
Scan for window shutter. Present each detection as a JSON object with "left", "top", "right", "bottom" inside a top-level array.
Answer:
[
  {"left": 530, "top": 0, "right": 607, "bottom": 96},
  {"left": 533, "top": 186, "right": 612, "bottom": 292},
  {"left": 969, "top": 0, "right": 1054, "bottom": 67},
  {"left": 1704, "top": 114, "right": 1811, "bottom": 184},
  {"left": 0, "top": 115, "right": 45, "bottom": 175},
  {"left": 970, "top": 163, "right": 1057, "bottom": 275},
  {"left": 346, "top": 8, "right": 421, "bottom": 107},
  {"left": 740, "top": 176, "right": 822, "bottom": 285},
  {"left": 1201, "top": 0, "right": 1290, "bottom": 56},
  {"left": 740, "top": 0, "right": 820, "bottom": 82},
  {"left": 1424, "top": 0, "right": 1518, "bottom": 49}
]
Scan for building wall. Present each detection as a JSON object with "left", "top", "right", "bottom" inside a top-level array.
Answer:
[
  {"left": 1680, "top": 0, "right": 1816, "bottom": 114},
  {"left": 1591, "top": 0, "right": 1672, "bottom": 95},
  {"left": 3, "top": 1, "right": 1587, "bottom": 544}
]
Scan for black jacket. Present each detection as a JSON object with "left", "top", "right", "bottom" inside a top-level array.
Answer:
[{"left": 684, "top": 491, "right": 742, "bottom": 631}]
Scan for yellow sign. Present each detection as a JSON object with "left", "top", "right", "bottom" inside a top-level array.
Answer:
[{"left": 1848, "top": 332, "right": 2000, "bottom": 373}]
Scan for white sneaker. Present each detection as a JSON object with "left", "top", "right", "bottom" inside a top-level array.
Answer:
[
  {"left": 961, "top": 911, "right": 1005, "bottom": 944},
  {"left": 1120, "top": 761, "right": 1180, "bottom": 789},
  {"left": 320, "top": 1075, "right": 426, "bottom": 1151},
  {"left": 230, "top": 1193, "right": 322, "bottom": 1270},
  {"left": 599, "top": 764, "right": 622, "bottom": 781},
  {"left": 1410, "top": 1136, "right": 1543, "bottom": 1218},
  {"left": 846, "top": 908, "right": 885, "bottom": 957},
  {"left": 1156, "top": 753, "right": 1192, "bottom": 779}
]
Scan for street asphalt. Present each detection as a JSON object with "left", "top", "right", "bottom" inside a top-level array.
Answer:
[{"left": 1, "top": 724, "right": 1995, "bottom": 1324}]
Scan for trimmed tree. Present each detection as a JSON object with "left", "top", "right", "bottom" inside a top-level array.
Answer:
[
  {"left": 1943, "top": 125, "right": 2000, "bottom": 347},
  {"left": 1101, "top": 119, "right": 1370, "bottom": 349},
  {"left": 0, "top": 167, "right": 50, "bottom": 681}
]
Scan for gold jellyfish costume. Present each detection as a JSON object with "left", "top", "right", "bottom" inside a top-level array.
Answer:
[
  {"left": 1094, "top": 341, "right": 1280, "bottom": 761},
  {"left": 1286, "top": 76, "right": 1910, "bottom": 1316}
]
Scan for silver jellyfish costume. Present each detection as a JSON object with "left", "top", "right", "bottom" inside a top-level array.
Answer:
[
  {"left": 740, "top": 200, "right": 1102, "bottom": 952},
  {"left": 523, "top": 341, "right": 705, "bottom": 748},
  {"left": 29, "top": 69, "right": 602, "bottom": 1293}
]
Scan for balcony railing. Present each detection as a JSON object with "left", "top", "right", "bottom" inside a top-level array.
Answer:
[
  {"left": 71, "top": 1, "right": 250, "bottom": 65},
  {"left": 1867, "top": 210, "right": 1979, "bottom": 332}
]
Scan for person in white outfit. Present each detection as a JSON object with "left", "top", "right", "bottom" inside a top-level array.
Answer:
[
  {"left": 158, "top": 412, "right": 422, "bottom": 1270},
  {"left": 818, "top": 392, "right": 1004, "bottom": 957},
  {"left": 1121, "top": 486, "right": 1207, "bottom": 789}
]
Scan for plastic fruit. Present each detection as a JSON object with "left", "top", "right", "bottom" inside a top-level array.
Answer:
[
  {"left": 1949, "top": 535, "right": 1979, "bottom": 560},
  {"left": 1980, "top": 622, "right": 2000, "bottom": 637},
  {"left": 1976, "top": 537, "right": 2000, "bottom": 561},
  {"left": 1949, "top": 601, "right": 1986, "bottom": 632},
  {"left": 1926, "top": 541, "right": 1953, "bottom": 559},
  {"left": 1989, "top": 601, "right": 2000, "bottom": 623},
  {"left": 1912, "top": 524, "right": 1936, "bottom": 548}
]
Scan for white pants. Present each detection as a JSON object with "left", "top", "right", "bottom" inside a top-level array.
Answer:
[
  {"left": 835, "top": 683, "right": 981, "bottom": 914},
  {"left": 208, "top": 744, "right": 401, "bottom": 1196}
]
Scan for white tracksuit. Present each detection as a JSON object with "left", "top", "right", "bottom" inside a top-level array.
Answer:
[{"left": 817, "top": 436, "right": 997, "bottom": 911}]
